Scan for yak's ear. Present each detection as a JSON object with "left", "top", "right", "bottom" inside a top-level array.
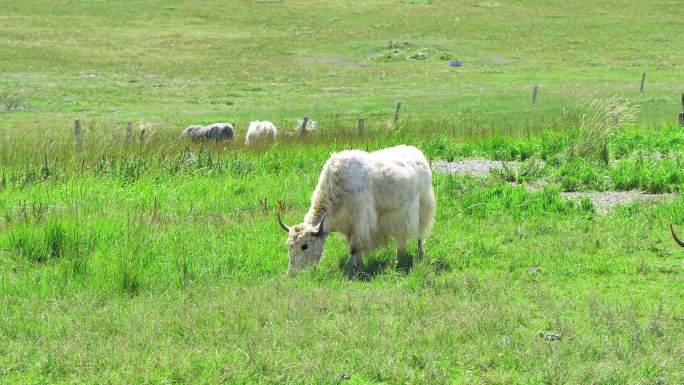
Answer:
[{"left": 314, "top": 214, "right": 328, "bottom": 237}]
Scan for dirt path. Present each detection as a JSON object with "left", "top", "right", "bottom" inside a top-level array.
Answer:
[
  {"left": 432, "top": 159, "right": 678, "bottom": 213},
  {"left": 431, "top": 159, "right": 516, "bottom": 177},
  {"left": 560, "top": 191, "right": 676, "bottom": 213}
]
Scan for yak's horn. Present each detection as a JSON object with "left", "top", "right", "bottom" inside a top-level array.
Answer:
[
  {"left": 670, "top": 224, "right": 684, "bottom": 247},
  {"left": 314, "top": 214, "right": 327, "bottom": 237},
  {"left": 277, "top": 211, "right": 291, "bottom": 232}
]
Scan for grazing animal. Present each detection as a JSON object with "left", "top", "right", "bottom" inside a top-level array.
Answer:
[
  {"left": 670, "top": 224, "right": 684, "bottom": 247},
  {"left": 180, "top": 123, "right": 234, "bottom": 141},
  {"left": 277, "top": 145, "right": 436, "bottom": 274},
  {"left": 245, "top": 120, "right": 277, "bottom": 146},
  {"left": 180, "top": 125, "right": 203, "bottom": 139},
  {"left": 297, "top": 119, "right": 318, "bottom": 132},
  {"left": 206, "top": 123, "right": 235, "bottom": 141}
]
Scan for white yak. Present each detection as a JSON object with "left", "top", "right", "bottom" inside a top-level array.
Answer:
[
  {"left": 278, "top": 145, "right": 436, "bottom": 274},
  {"left": 245, "top": 120, "right": 277, "bottom": 146}
]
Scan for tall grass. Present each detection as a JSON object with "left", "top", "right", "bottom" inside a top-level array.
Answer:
[{"left": 568, "top": 96, "right": 638, "bottom": 161}]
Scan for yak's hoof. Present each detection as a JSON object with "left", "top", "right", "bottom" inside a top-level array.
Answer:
[
  {"left": 342, "top": 258, "right": 365, "bottom": 277},
  {"left": 395, "top": 254, "right": 413, "bottom": 272}
]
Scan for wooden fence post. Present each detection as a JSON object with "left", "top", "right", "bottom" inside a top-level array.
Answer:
[
  {"left": 357, "top": 118, "right": 365, "bottom": 135},
  {"left": 125, "top": 121, "right": 133, "bottom": 145},
  {"left": 532, "top": 85, "right": 538, "bottom": 104},
  {"left": 299, "top": 117, "right": 309, "bottom": 136},
  {"left": 139, "top": 129, "right": 145, "bottom": 146},
  {"left": 394, "top": 102, "right": 401, "bottom": 123},
  {"left": 640, "top": 73, "right": 646, "bottom": 92},
  {"left": 74, "top": 119, "right": 82, "bottom": 152},
  {"left": 679, "top": 93, "right": 684, "bottom": 126}
]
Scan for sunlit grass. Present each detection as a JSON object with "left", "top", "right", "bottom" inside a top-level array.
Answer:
[{"left": 2, "top": 0, "right": 684, "bottom": 383}]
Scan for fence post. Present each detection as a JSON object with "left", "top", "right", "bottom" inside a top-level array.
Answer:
[
  {"left": 679, "top": 93, "right": 684, "bottom": 126},
  {"left": 394, "top": 102, "right": 401, "bottom": 123},
  {"left": 640, "top": 72, "right": 646, "bottom": 92},
  {"left": 139, "top": 129, "right": 145, "bottom": 146},
  {"left": 357, "top": 118, "right": 365, "bottom": 135},
  {"left": 74, "top": 119, "right": 82, "bottom": 152},
  {"left": 532, "top": 85, "right": 538, "bottom": 104},
  {"left": 125, "top": 121, "right": 133, "bottom": 145},
  {"left": 299, "top": 117, "right": 309, "bottom": 136}
]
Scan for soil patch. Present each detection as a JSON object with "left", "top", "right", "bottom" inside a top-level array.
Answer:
[
  {"left": 560, "top": 191, "right": 676, "bottom": 213},
  {"left": 433, "top": 159, "right": 678, "bottom": 213},
  {"left": 431, "top": 159, "right": 517, "bottom": 177}
]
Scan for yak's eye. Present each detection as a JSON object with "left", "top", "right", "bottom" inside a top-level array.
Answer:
[{"left": 301, "top": 244, "right": 309, "bottom": 250}]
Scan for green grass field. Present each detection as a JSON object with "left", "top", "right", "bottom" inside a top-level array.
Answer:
[{"left": 2, "top": 1, "right": 684, "bottom": 384}]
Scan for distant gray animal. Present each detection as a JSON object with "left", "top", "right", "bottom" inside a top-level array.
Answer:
[
  {"left": 206, "top": 123, "right": 235, "bottom": 141},
  {"left": 180, "top": 125, "right": 203, "bottom": 139},
  {"left": 181, "top": 123, "right": 234, "bottom": 141}
]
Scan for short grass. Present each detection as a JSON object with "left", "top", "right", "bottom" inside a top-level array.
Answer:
[
  {"left": 3, "top": 127, "right": 684, "bottom": 384},
  {"left": 1, "top": 0, "right": 683, "bottom": 130},
  {"left": 2, "top": 1, "right": 684, "bottom": 384}
]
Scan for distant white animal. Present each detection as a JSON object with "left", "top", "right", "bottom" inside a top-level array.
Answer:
[
  {"left": 245, "top": 120, "right": 277, "bottom": 146},
  {"left": 278, "top": 145, "right": 436, "bottom": 274},
  {"left": 181, "top": 123, "right": 234, "bottom": 141},
  {"left": 297, "top": 119, "right": 318, "bottom": 132}
]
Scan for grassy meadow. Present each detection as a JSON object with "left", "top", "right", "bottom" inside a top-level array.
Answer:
[{"left": 2, "top": 0, "right": 684, "bottom": 384}]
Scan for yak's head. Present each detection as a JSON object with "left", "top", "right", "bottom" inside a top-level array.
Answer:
[{"left": 278, "top": 212, "right": 329, "bottom": 274}]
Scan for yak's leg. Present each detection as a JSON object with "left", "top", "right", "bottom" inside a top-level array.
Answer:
[
  {"left": 350, "top": 247, "right": 363, "bottom": 268},
  {"left": 344, "top": 236, "right": 364, "bottom": 270},
  {"left": 395, "top": 237, "right": 411, "bottom": 270},
  {"left": 395, "top": 237, "right": 407, "bottom": 261},
  {"left": 418, "top": 239, "right": 425, "bottom": 259},
  {"left": 343, "top": 233, "right": 363, "bottom": 269},
  {"left": 342, "top": 246, "right": 365, "bottom": 277}
]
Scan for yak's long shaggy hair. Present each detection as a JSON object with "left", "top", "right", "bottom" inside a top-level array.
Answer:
[{"left": 304, "top": 145, "right": 436, "bottom": 252}]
